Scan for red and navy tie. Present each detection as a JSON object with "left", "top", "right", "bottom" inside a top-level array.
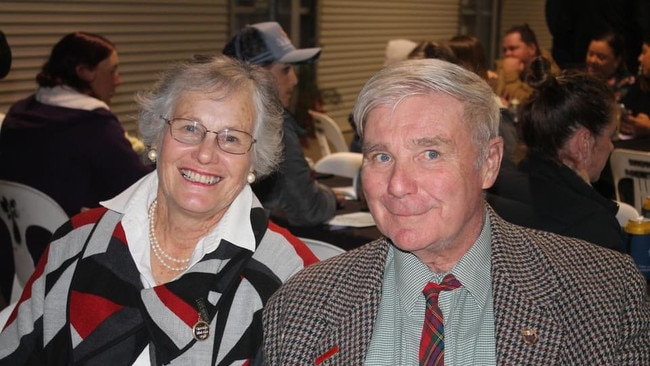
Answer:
[{"left": 418, "top": 274, "right": 462, "bottom": 366}]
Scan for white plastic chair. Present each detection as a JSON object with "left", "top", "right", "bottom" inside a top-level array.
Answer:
[
  {"left": 314, "top": 152, "right": 363, "bottom": 179},
  {"left": 610, "top": 149, "right": 650, "bottom": 212},
  {"left": 0, "top": 180, "right": 68, "bottom": 303},
  {"left": 308, "top": 110, "right": 349, "bottom": 157},
  {"left": 615, "top": 200, "right": 641, "bottom": 227},
  {"left": 299, "top": 237, "right": 346, "bottom": 260}
]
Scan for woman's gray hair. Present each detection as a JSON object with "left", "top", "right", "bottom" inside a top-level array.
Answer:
[
  {"left": 137, "top": 54, "right": 283, "bottom": 178},
  {"left": 352, "top": 58, "right": 500, "bottom": 165}
]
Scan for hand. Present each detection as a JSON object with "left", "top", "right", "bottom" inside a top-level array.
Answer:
[
  {"left": 501, "top": 56, "right": 524, "bottom": 75},
  {"left": 621, "top": 113, "right": 650, "bottom": 138},
  {"left": 331, "top": 188, "right": 347, "bottom": 209}
]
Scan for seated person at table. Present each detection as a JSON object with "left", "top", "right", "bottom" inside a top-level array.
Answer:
[
  {"left": 223, "top": 22, "right": 345, "bottom": 227},
  {"left": 0, "top": 32, "right": 151, "bottom": 218},
  {"left": 493, "top": 57, "right": 624, "bottom": 252},
  {"left": 618, "top": 34, "right": 650, "bottom": 143},
  {"left": 262, "top": 59, "right": 650, "bottom": 365},
  {"left": 585, "top": 30, "right": 635, "bottom": 102},
  {"left": 0, "top": 54, "right": 318, "bottom": 365},
  {"left": 493, "top": 24, "right": 559, "bottom": 105}
]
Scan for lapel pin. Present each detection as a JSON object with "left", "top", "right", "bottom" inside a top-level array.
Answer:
[{"left": 521, "top": 327, "right": 538, "bottom": 345}]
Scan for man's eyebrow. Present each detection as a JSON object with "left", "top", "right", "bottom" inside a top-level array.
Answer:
[{"left": 411, "top": 136, "right": 451, "bottom": 147}]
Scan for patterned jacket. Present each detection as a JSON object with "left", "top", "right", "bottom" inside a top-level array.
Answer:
[
  {"left": 0, "top": 206, "right": 317, "bottom": 365},
  {"left": 263, "top": 206, "right": 650, "bottom": 365}
]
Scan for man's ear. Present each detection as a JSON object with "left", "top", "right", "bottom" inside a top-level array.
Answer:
[
  {"left": 76, "top": 64, "right": 96, "bottom": 83},
  {"left": 481, "top": 136, "right": 504, "bottom": 189}
]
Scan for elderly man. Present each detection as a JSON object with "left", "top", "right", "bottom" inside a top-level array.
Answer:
[{"left": 263, "top": 59, "right": 650, "bottom": 365}]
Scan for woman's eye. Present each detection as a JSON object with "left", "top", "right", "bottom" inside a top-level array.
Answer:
[
  {"left": 424, "top": 150, "right": 439, "bottom": 160},
  {"left": 182, "top": 125, "right": 197, "bottom": 133}
]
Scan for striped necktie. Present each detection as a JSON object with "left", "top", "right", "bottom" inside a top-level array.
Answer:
[{"left": 418, "top": 274, "right": 462, "bottom": 366}]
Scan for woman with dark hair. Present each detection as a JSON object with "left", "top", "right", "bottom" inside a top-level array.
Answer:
[
  {"left": 585, "top": 30, "right": 635, "bottom": 101},
  {"left": 0, "top": 32, "right": 151, "bottom": 218},
  {"left": 495, "top": 56, "right": 624, "bottom": 252}
]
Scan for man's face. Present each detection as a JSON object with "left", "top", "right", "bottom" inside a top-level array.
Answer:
[
  {"left": 361, "top": 93, "right": 502, "bottom": 267},
  {"left": 502, "top": 32, "right": 537, "bottom": 64},
  {"left": 268, "top": 62, "right": 298, "bottom": 108}
]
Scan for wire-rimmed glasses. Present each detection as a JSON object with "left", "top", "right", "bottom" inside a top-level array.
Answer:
[{"left": 162, "top": 116, "right": 256, "bottom": 155}]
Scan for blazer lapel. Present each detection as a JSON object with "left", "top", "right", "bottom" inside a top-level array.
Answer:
[
  {"left": 489, "top": 209, "right": 566, "bottom": 365},
  {"left": 311, "top": 239, "right": 388, "bottom": 365}
]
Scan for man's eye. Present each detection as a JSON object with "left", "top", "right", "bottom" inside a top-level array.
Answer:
[
  {"left": 373, "top": 153, "right": 391, "bottom": 163},
  {"left": 424, "top": 150, "right": 439, "bottom": 160}
]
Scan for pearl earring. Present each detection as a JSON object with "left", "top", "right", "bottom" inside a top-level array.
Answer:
[
  {"left": 147, "top": 149, "right": 158, "bottom": 163},
  {"left": 247, "top": 172, "right": 256, "bottom": 184}
]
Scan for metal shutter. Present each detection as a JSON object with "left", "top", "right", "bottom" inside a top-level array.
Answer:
[
  {"left": 316, "top": 0, "right": 460, "bottom": 140},
  {"left": 0, "top": 0, "right": 227, "bottom": 134}
]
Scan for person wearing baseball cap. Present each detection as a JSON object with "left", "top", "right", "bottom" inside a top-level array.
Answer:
[{"left": 223, "top": 22, "right": 346, "bottom": 227}]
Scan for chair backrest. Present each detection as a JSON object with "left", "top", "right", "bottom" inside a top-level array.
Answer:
[
  {"left": 314, "top": 152, "right": 363, "bottom": 179},
  {"left": 308, "top": 110, "right": 349, "bottom": 156},
  {"left": 0, "top": 180, "right": 68, "bottom": 301},
  {"left": 610, "top": 148, "right": 650, "bottom": 212},
  {"left": 614, "top": 200, "right": 641, "bottom": 227},
  {"left": 299, "top": 237, "right": 346, "bottom": 260}
]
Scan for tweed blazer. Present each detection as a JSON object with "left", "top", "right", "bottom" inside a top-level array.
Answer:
[{"left": 263, "top": 206, "right": 650, "bottom": 365}]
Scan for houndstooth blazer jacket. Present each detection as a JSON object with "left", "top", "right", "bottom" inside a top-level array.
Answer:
[{"left": 263, "top": 205, "right": 650, "bottom": 365}]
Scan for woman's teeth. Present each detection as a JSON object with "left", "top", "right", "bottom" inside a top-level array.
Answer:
[{"left": 181, "top": 170, "right": 220, "bottom": 185}]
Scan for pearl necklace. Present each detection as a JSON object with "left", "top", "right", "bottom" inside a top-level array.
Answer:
[{"left": 148, "top": 199, "right": 190, "bottom": 272}]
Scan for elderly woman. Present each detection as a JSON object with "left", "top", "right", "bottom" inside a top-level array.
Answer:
[
  {"left": 0, "top": 55, "right": 318, "bottom": 365},
  {"left": 493, "top": 56, "right": 624, "bottom": 252}
]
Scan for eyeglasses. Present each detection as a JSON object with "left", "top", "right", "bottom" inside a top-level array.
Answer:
[{"left": 162, "top": 117, "right": 256, "bottom": 155}]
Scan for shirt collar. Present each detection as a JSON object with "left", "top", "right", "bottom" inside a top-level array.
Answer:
[
  {"left": 36, "top": 85, "right": 109, "bottom": 111},
  {"left": 395, "top": 209, "right": 493, "bottom": 314},
  {"left": 101, "top": 171, "right": 257, "bottom": 253}
]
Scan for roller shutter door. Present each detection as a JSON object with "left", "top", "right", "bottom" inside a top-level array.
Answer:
[
  {"left": 316, "top": 0, "right": 460, "bottom": 140},
  {"left": 0, "top": 0, "right": 227, "bottom": 134}
]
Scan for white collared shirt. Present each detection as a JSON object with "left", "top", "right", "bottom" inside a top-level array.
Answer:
[{"left": 101, "top": 172, "right": 257, "bottom": 288}]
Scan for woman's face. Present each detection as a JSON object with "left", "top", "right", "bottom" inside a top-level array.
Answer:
[
  {"left": 85, "top": 50, "right": 122, "bottom": 104},
  {"left": 156, "top": 90, "right": 255, "bottom": 222},
  {"left": 586, "top": 40, "right": 619, "bottom": 80},
  {"left": 639, "top": 42, "right": 650, "bottom": 78},
  {"left": 587, "top": 115, "right": 617, "bottom": 182}
]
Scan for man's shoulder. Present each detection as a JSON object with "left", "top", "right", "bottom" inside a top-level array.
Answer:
[
  {"left": 490, "top": 210, "right": 634, "bottom": 277},
  {"left": 278, "top": 239, "right": 388, "bottom": 294}
]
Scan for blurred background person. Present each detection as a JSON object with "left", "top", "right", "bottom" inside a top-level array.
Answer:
[
  {"left": 223, "top": 21, "right": 345, "bottom": 227},
  {"left": 447, "top": 34, "right": 498, "bottom": 86},
  {"left": 0, "top": 54, "right": 318, "bottom": 364},
  {"left": 0, "top": 32, "right": 151, "bottom": 218},
  {"left": 493, "top": 57, "right": 623, "bottom": 252},
  {"left": 446, "top": 34, "right": 520, "bottom": 166},
  {"left": 619, "top": 34, "right": 650, "bottom": 141},
  {"left": 0, "top": 32, "right": 151, "bottom": 292},
  {"left": 585, "top": 30, "right": 635, "bottom": 101},
  {"left": 494, "top": 23, "right": 559, "bottom": 105},
  {"left": 0, "top": 30, "right": 11, "bottom": 124},
  {"left": 348, "top": 38, "right": 418, "bottom": 152},
  {"left": 0, "top": 29, "right": 12, "bottom": 310}
]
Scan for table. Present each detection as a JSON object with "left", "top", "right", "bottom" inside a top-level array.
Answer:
[{"left": 270, "top": 174, "right": 382, "bottom": 251}]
